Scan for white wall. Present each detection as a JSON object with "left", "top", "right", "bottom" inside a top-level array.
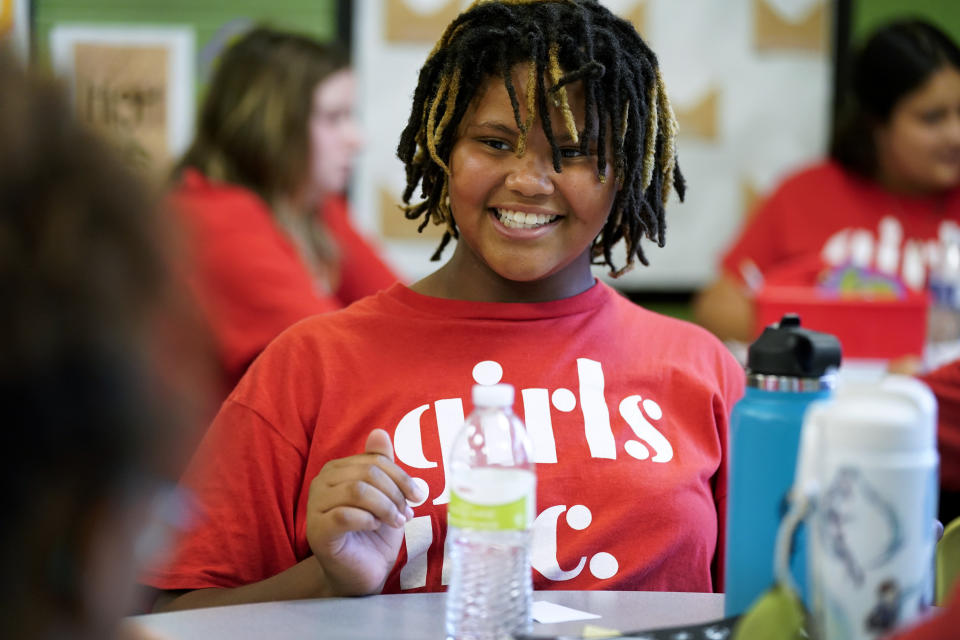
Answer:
[{"left": 351, "top": 0, "right": 831, "bottom": 290}]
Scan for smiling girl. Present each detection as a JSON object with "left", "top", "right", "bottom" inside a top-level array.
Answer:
[{"left": 147, "top": 0, "right": 743, "bottom": 609}]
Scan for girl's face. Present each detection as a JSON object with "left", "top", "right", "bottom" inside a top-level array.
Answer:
[
  {"left": 306, "top": 69, "right": 363, "bottom": 204},
  {"left": 444, "top": 64, "right": 618, "bottom": 300},
  {"left": 875, "top": 64, "right": 960, "bottom": 195}
]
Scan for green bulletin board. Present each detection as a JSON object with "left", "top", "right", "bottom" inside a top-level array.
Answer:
[
  {"left": 34, "top": 0, "right": 339, "bottom": 87},
  {"left": 852, "top": 0, "right": 960, "bottom": 44}
]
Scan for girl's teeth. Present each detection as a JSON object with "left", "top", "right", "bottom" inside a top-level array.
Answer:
[{"left": 496, "top": 209, "right": 558, "bottom": 229}]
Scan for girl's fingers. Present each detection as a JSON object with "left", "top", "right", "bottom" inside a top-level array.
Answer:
[
  {"left": 320, "top": 453, "right": 426, "bottom": 511},
  {"left": 310, "top": 469, "right": 409, "bottom": 528},
  {"left": 363, "top": 429, "right": 426, "bottom": 504},
  {"left": 316, "top": 505, "right": 382, "bottom": 537},
  {"left": 364, "top": 429, "right": 394, "bottom": 460}
]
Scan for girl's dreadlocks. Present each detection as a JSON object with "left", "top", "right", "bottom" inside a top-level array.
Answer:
[{"left": 396, "top": 0, "right": 685, "bottom": 276}]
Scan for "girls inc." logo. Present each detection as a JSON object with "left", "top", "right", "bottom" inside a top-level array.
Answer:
[{"left": 393, "top": 358, "right": 674, "bottom": 590}]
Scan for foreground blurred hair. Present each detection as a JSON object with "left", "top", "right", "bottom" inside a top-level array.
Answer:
[{"left": 0, "top": 48, "right": 212, "bottom": 639}]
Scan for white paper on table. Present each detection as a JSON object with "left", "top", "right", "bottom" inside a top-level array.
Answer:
[{"left": 531, "top": 601, "right": 602, "bottom": 623}]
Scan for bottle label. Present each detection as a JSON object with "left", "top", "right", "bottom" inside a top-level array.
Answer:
[
  {"left": 447, "top": 468, "right": 535, "bottom": 531},
  {"left": 448, "top": 490, "right": 530, "bottom": 531}
]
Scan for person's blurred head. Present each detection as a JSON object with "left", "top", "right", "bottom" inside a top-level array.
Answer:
[
  {"left": 831, "top": 19, "right": 960, "bottom": 195},
  {"left": 179, "top": 26, "right": 357, "bottom": 209},
  {"left": 0, "top": 49, "right": 202, "bottom": 639},
  {"left": 308, "top": 68, "right": 363, "bottom": 204}
]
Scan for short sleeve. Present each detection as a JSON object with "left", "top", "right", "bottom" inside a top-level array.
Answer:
[{"left": 141, "top": 398, "right": 308, "bottom": 590}]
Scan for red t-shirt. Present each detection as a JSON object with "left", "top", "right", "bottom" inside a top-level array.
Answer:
[
  {"left": 887, "top": 581, "right": 960, "bottom": 640},
  {"left": 918, "top": 359, "right": 960, "bottom": 492},
  {"left": 722, "top": 162, "right": 960, "bottom": 291},
  {"left": 143, "top": 281, "right": 744, "bottom": 594},
  {"left": 171, "top": 170, "right": 397, "bottom": 390}
]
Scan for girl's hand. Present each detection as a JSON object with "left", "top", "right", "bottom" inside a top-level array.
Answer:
[{"left": 305, "top": 429, "right": 425, "bottom": 596}]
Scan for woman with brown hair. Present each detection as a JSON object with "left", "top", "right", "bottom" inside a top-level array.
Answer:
[{"left": 173, "top": 26, "right": 398, "bottom": 394}]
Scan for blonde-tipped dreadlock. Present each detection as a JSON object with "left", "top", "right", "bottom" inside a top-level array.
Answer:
[
  {"left": 655, "top": 69, "right": 679, "bottom": 210},
  {"left": 548, "top": 42, "right": 579, "bottom": 146},
  {"left": 641, "top": 82, "right": 658, "bottom": 192},
  {"left": 516, "top": 59, "right": 538, "bottom": 156},
  {"left": 396, "top": 0, "right": 685, "bottom": 272}
]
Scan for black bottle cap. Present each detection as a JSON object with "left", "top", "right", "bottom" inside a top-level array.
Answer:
[{"left": 747, "top": 313, "right": 842, "bottom": 377}]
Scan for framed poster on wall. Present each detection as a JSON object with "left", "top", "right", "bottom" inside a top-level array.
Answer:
[{"left": 49, "top": 24, "right": 194, "bottom": 176}]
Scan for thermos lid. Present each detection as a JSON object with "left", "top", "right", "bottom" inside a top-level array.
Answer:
[
  {"left": 800, "top": 377, "right": 938, "bottom": 458},
  {"left": 791, "top": 376, "right": 938, "bottom": 503},
  {"left": 747, "top": 314, "right": 842, "bottom": 379}
]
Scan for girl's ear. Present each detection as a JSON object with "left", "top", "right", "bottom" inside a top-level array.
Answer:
[{"left": 865, "top": 112, "right": 885, "bottom": 138}]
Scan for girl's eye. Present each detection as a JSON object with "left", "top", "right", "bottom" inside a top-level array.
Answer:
[
  {"left": 919, "top": 109, "right": 946, "bottom": 125},
  {"left": 312, "top": 109, "right": 351, "bottom": 126},
  {"left": 560, "top": 147, "right": 586, "bottom": 159},
  {"left": 561, "top": 146, "right": 595, "bottom": 159},
  {"left": 482, "top": 139, "right": 511, "bottom": 151}
]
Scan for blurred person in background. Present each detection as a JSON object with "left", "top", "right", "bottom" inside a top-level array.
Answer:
[
  {"left": 693, "top": 18, "right": 960, "bottom": 344},
  {"left": 694, "top": 17, "right": 960, "bottom": 528},
  {"left": 0, "top": 48, "right": 209, "bottom": 639},
  {"left": 172, "top": 26, "right": 398, "bottom": 396}
]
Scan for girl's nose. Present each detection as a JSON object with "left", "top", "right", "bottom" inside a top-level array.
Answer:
[
  {"left": 344, "top": 116, "right": 365, "bottom": 153},
  {"left": 504, "top": 152, "right": 555, "bottom": 197}
]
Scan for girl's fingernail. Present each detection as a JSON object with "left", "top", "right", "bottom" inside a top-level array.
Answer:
[{"left": 413, "top": 482, "right": 427, "bottom": 502}]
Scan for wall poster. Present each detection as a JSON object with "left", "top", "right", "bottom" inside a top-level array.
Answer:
[{"left": 49, "top": 25, "right": 194, "bottom": 177}]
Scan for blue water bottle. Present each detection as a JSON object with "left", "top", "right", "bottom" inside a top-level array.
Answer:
[{"left": 724, "top": 314, "right": 841, "bottom": 616}]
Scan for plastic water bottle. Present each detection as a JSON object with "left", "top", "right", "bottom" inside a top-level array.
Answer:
[
  {"left": 445, "top": 383, "right": 536, "bottom": 640},
  {"left": 724, "top": 314, "right": 841, "bottom": 616}
]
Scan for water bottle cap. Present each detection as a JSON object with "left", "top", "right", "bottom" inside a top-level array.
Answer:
[
  {"left": 791, "top": 376, "right": 938, "bottom": 506},
  {"left": 747, "top": 314, "right": 842, "bottom": 378},
  {"left": 820, "top": 376, "right": 938, "bottom": 453},
  {"left": 472, "top": 383, "right": 515, "bottom": 408}
]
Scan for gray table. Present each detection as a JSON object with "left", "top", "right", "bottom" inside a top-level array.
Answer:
[{"left": 129, "top": 590, "right": 725, "bottom": 639}]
